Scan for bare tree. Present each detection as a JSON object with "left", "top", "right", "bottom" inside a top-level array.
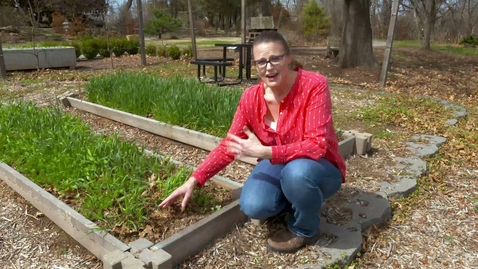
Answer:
[
  {"left": 403, "top": 0, "right": 448, "bottom": 49},
  {"left": 370, "top": 0, "right": 392, "bottom": 38},
  {"left": 445, "top": 0, "right": 478, "bottom": 37},
  {"left": 322, "top": 0, "right": 343, "bottom": 37},
  {"left": 381, "top": 0, "right": 393, "bottom": 38},
  {"left": 338, "top": 0, "right": 377, "bottom": 68}
]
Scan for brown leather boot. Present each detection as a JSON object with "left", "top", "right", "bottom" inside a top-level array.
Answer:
[{"left": 266, "top": 229, "right": 320, "bottom": 253}]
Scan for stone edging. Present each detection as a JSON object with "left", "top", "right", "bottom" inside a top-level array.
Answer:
[{"left": 290, "top": 92, "right": 468, "bottom": 268}]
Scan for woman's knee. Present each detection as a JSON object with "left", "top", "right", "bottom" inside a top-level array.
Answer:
[
  {"left": 280, "top": 158, "right": 342, "bottom": 196},
  {"left": 239, "top": 193, "right": 282, "bottom": 219},
  {"left": 280, "top": 160, "right": 312, "bottom": 191}
]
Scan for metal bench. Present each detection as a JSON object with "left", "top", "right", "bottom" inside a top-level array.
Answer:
[
  {"left": 190, "top": 60, "right": 234, "bottom": 83},
  {"left": 196, "top": 58, "right": 235, "bottom": 78},
  {"left": 196, "top": 58, "right": 235, "bottom": 62}
]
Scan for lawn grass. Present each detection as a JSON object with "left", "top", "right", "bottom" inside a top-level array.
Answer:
[
  {"left": 167, "top": 40, "right": 236, "bottom": 47},
  {"left": 355, "top": 93, "right": 451, "bottom": 137},
  {"left": 393, "top": 40, "right": 478, "bottom": 56},
  {"left": 331, "top": 88, "right": 452, "bottom": 139},
  {"left": 147, "top": 38, "right": 239, "bottom": 48}
]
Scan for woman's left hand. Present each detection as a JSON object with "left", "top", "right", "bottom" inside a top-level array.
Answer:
[{"left": 226, "top": 126, "right": 270, "bottom": 159}]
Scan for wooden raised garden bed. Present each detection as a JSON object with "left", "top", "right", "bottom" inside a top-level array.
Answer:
[{"left": 0, "top": 102, "right": 246, "bottom": 269}]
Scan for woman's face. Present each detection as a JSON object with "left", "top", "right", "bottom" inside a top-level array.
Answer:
[{"left": 253, "top": 42, "right": 291, "bottom": 89}]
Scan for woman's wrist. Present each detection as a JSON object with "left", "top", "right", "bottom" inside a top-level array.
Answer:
[
  {"left": 260, "top": 146, "right": 273, "bottom": 159},
  {"left": 187, "top": 176, "right": 198, "bottom": 186}
]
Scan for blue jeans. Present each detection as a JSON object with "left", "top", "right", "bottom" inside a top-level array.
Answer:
[{"left": 239, "top": 158, "right": 343, "bottom": 237}]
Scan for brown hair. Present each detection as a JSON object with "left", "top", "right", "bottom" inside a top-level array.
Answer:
[{"left": 252, "top": 31, "right": 303, "bottom": 70}]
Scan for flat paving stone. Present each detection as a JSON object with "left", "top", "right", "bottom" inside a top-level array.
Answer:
[
  {"left": 293, "top": 221, "right": 362, "bottom": 269},
  {"left": 346, "top": 192, "right": 391, "bottom": 231},
  {"left": 411, "top": 134, "right": 447, "bottom": 147},
  {"left": 379, "top": 156, "right": 427, "bottom": 198},
  {"left": 381, "top": 175, "right": 418, "bottom": 198},
  {"left": 406, "top": 142, "right": 439, "bottom": 157},
  {"left": 437, "top": 100, "right": 468, "bottom": 119},
  {"left": 446, "top": 119, "right": 458, "bottom": 126},
  {"left": 393, "top": 156, "right": 427, "bottom": 177}
]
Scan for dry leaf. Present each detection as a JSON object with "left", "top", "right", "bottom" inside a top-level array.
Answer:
[{"left": 149, "top": 173, "right": 157, "bottom": 189}]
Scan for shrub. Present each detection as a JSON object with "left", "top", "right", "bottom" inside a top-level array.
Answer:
[
  {"left": 459, "top": 35, "right": 478, "bottom": 47},
  {"left": 157, "top": 45, "right": 167, "bottom": 57},
  {"left": 166, "top": 44, "right": 181, "bottom": 60},
  {"left": 38, "top": 41, "right": 60, "bottom": 47},
  {"left": 81, "top": 40, "right": 99, "bottom": 59},
  {"left": 146, "top": 44, "right": 157, "bottom": 56},
  {"left": 111, "top": 37, "right": 127, "bottom": 57},
  {"left": 181, "top": 45, "right": 193, "bottom": 58},
  {"left": 95, "top": 37, "right": 111, "bottom": 58},
  {"left": 70, "top": 41, "right": 81, "bottom": 58},
  {"left": 126, "top": 38, "right": 140, "bottom": 55},
  {"left": 80, "top": 35, "right": 101, "bottom": 51}
]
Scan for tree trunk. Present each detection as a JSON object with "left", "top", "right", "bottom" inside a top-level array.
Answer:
[
  {"left": 277, "top": 0, "right": 291, "bottom": 28},
  {"left": 421, "top": 0, "right": 436, "bottom": 50},
  {"left": 324, "top": 0, "right": 343, "bottom": 37},
  {"left": 466, "top": 0, "right": 478, "bottom": 36},
  {"left": 382, "top": 0, "right": 392, "bottom": 38},
  {"left": 338, "top": 0, "right": 377, "bottom": 68},
  {"left": 125, "top": 0, "right": 134, "bottom": 10},
  {"left": 414, "top": 7, "right": 423, "bottom": 40},
  {"left": 0, "top": 38, "right": 7, "bottom": 80},
  {"left": 261, "top": 0, "right": 272, "bottom": 16}
]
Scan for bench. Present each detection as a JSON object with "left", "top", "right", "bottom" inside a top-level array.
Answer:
[
  {"left": 196, "top": 58, "right": 235, "bottom": 62},
  {"left": 190, "top": 60, "right": 233, "bottom": 83},
  {"left": 196, "top": 57, "right": 235, "bottom": 77},
  {"left": 326, "top": 36, "right": 341, "bottom": 58}
]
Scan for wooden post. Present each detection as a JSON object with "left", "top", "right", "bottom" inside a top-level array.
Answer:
[
  {"left": 379, "top": 0, "right": 400, "bottom": 88},
  {"left": 241, "top": 0, "right": 246, "bottom": 44},
  {"left": 187, "top": 0, "right": 197, "bottom": 60},
  {"left": 136, "top": 0, "right": 147, "bottom": 66},
  {"left": 0, "top": 38, "right": 6, "bottom": 80}
]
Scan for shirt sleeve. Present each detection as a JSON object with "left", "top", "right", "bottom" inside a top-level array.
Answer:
[
  {"left": 192, "top": 95, "right": 250, "bottom": 187},
  {"left": 270, "top": 78, "right": 332, "bottom": 164}
]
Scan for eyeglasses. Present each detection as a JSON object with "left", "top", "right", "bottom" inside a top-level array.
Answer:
[{"left": 253, "top": 54, "right": 287, "bottom": 69}]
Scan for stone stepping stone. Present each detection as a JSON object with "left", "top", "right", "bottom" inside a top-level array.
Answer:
[{"left": 293, "top": 192, "right": 392, "bottom": 269}]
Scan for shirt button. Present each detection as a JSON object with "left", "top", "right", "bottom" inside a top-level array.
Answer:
[{"left": 280, "top": 112, "right": 283, "bottom": 115}]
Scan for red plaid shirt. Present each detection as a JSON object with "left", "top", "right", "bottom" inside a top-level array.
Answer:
[{"left": 193, "top": 69, "right": 346, "bottom": 187}]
